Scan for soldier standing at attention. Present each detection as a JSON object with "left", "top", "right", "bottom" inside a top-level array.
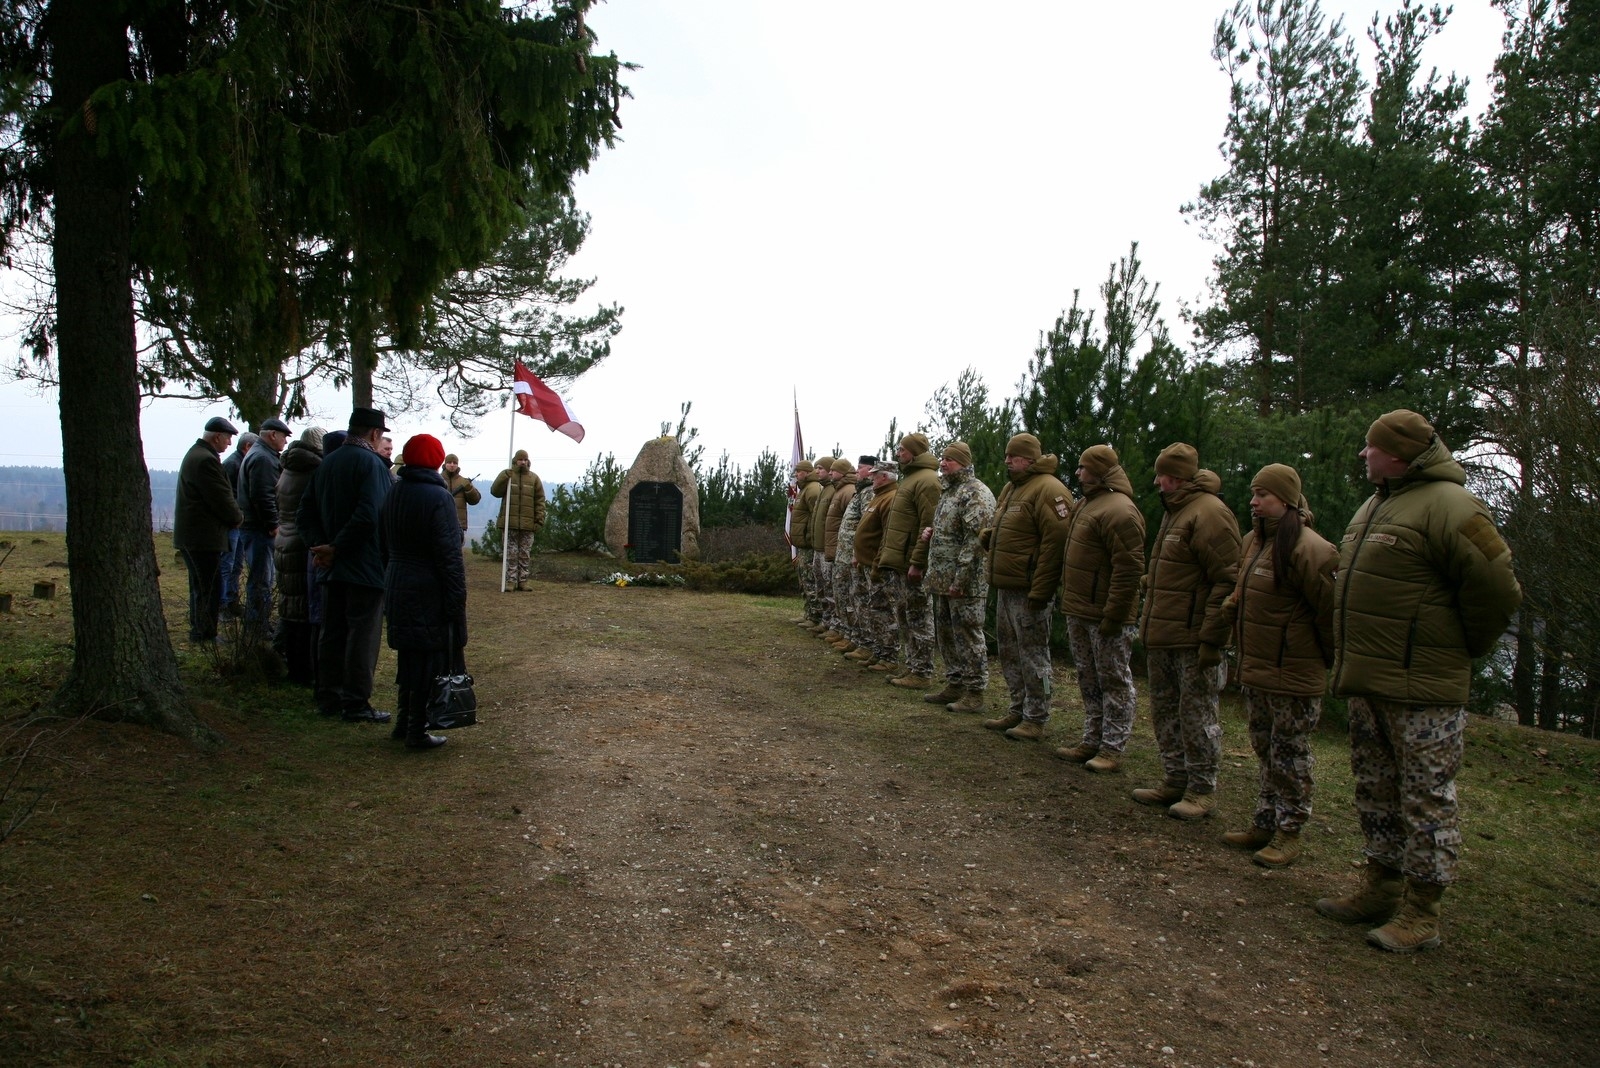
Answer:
[
  {"left": 491, "top": 449, "right": 546, "bottom": 592},
  {"left": 837, "top": 456, "right": 879, "bottom": 661},
  {"left": 853, "top": 461, "right": 900, "bottom": 671},
  {"left": 821, "top": 458, "right": 859, "bottom": 648},
  {"left": 921, "top": 442, "right": 996, "bottom": 714},
  {"left": 980, "top": 433, "right": 1073, "bottom": 741},
  {"left": 1315, "top": 410, "right": 1520, "bottom": 953},
  {"left": 1054, "top": 444, "right": 1146, "bottom": 773},
  {"left": 805, "top": 456, "right": 839, "bottom": 636},
  {"left": 789, "top": 459, "right": 821, "bottom": 625},
  {"left": 1133, "top": 443, "right": 1241, "bottom": 819},
  {"left": 876, "top": 433, "right": 942, "bottom": 690}
]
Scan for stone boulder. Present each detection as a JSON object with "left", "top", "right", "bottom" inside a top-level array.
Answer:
[{"left": 604, "top": 436, "right": 701, "bottom": 563}]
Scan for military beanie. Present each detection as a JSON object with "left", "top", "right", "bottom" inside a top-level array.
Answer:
[
  {"left": 899, "top": 432, "right": 931, "bottom": 457},
  {"left": 1154, "top": 442, "right": 1199, "bottom": 480},
  {"left": 795, "top": 460, "right": 814, "bottom": 474},
  {"left": 941, "top": 441, "right": 973, "bottom": 467},
  {"left": 1367, "top": 409, "right": 1435, "bottom": 463},
  {"left": 1005, "top": 433, "right": 1043, "bottom": 461},
  {"left": 830, "top": 458, "right": 853, "bottom": 474},
  {"left": 1251, "top": 463, "right": 1302, "bottom": 509},
  {"left": 1078, "top": 444, "right": 1118, "bottom": 479},
  {"left": 445, "top": 453, "right": 460, "bottom": 465}
]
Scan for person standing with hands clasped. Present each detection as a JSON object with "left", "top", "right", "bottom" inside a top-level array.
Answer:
[
  {"left": 1315, "top": 410, "right": 1520, "bottom": 953},
  {"left": 492, "top": 449, "right": 546, "bottom": 591},
  {"left": 1216, "top": 464, "right": 1336, "bottom": 869},
  {"left": 381, "top": 433, "right": 467, "bottom": 750}
]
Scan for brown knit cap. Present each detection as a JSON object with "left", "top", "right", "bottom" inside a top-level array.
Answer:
[
  {"left": 941, "top": 441, "right": 973, "bottom": 467},
  {"left": 815, "top": 455, "right": 836, "bottom": 472},
  {"left": 1154, "top": 442, "right": 1199, "bottom": 480},
  {"left": 444, "top": 453, "right": 460, "bottom": 465},
  {"left": 1078, "top": 444, "right": 1119, "bottom": 479},
  {"left": 830, "top": 457, "right": 854, "bottom": 474},
  {"left": 1366, "top": 409, "right": 1435, "bottom": 463},
  {"left": 1251, "top": 463, "right": 1302, "bottom": 508},
  {"left": 794, "top": 460, "right": 814, "bottom": 474},
  {"left": 1005, "top": 433, "right": 1043, "bottom": 461},
  {"left": 898, "top": 432, "right": 931, "bottom": 457}
]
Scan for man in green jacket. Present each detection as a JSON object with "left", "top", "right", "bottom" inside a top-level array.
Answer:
[
  {"left": 491, "top": 449, "right": 547, "bottom": 591},
  {"left": 789, "top": 460, "right": 821, "bottom": 625},
  {"left": 876, "top": 434, "right": 942, "bottom": 688},
  {"left": 1315, "top": 410, "right": 1522, "bottom": 954}
]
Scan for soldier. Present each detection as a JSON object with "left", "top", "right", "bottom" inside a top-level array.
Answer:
[
  {"left": 491, "top": 449, "right": 547, "bottom": 591},
  {"left": 805, "top": 456, "right": 838, "bottom": 635},
  {"left": 1217, "top": 463, "right": 1337, "bottom": 869},
  {"left": 443, "top": 453, "right": 481, "bottom": 544},
  {"left": 921, "top": 442, "right": 996, "bottom": 714},
  {"left": 980, "top": 433, "right": 1073, "bottom": 741},
  {"left": 1055, "top": 444, "right": 1146, "bottom": 773},
  {"left": 821, "top": 458, "right": 858, "bottom": 647},
  {"left": 174, "top": 416, "right": 243, "bottom": 643},
  {"left": 877, "top": 433, "right": 941, "bottom": 690},
  {"left": 837, "top": 456, "right": 879, "bottom": 661},
  {"left": 853, "top": 461, "right": 900, "bottom": 670},
  {"left": 1314, "top": 410, "right": 1520, "bottom": 953},
  {"left": 1133, "top": 443, "right": 1241, "bottom": 819},
  {"left": 789, "top": 459, "right": 821, "bottom": 626}
]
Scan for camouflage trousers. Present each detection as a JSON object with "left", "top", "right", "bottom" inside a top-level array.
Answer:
[
  {"left": 995, "top": 588, "right": 1055, "bottom": 723},
  {"left": 863, "top": 569, "right": 899, "bottom": 662},
  {"left": 829, "top": 561, "right": 856, "bottom": 636},
  {"left": 1347, "top": 696, "right": 1464, "bottom": 886},
  {"left": 932, "top": 592, "right": 988, "bottom": 691},
  {"left": 888, "top": 571, "right": 935, "bottom": 677},
  {"left": 1242, "top": 686, "right": 1321, "bottom": 835},
  {"left": 1064, "top": 616, "right": 1137, "bottom": 755},
  {"left": 1146, "top": 647, "right": 1225, "bottom": 794},
  {"left": 506, "top": 529, "right": 535, "bottom": 584},
  {"left": 814, "top": 557, "right": 835, "bottom": 627},
  {"left": 795, "top": 548, "right": 819, "bottom": 619}
]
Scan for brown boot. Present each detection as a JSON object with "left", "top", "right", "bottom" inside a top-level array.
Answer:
[
  {"left": 1004, "top": 720, "right": 1044, "bottom": 742},
  {"left": 1084, "top": 753, "right": 1120, "bottom": 774},
  {"left": 890, "top": 674, "right": 932, "bottom": 690},
  {"left": 845, "top": 648, "right": 875, "bottom": 661},
  {"left": 1314, "top": 860, "right": 1404, "bottom": 925},
  {"left": 867, "top": 661, "right": 900, "bottom": 673},
  {"left": 833, "top": 641, "right": 857, "bottom": 653},
  {"left": 1131, "top": 783, "right": 1186, "bottom": 807},
  {"left": 1167, "top": 792, "right": 1216, "bottom": 820},
  {"left": 1252, "top": 830, "right": 1301, "bottom": 869},
  {"left": 947, "top": 689, "right": 985, "bottom": 714},
  {"left": 1366, "top": 881, "right": 1444, "bottom": 953},
  {"left": 820, "top": 630, "right": 841, "bottom": 642},
  {"left": 983, "top": 712, "right": 1023, "bottom": 731},
  {"left": 1222, "top": 826, "right": 1273, "bottom": 850},
  {"left": 923, "top": 683, "right": 962, "bottom": 704},
  {"left": 1055, "top": 743, "right": 1098, "bottom": 763}
]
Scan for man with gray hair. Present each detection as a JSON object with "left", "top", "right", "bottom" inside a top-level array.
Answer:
[
  {"left": 237, "top": 416, "right": 292, "bottom": 636},
  {"left": 921, "top": 442, "right": 996, "bottom": 713},
  {"left": 219, "top": 430, "right": 257, "bottom": 618}
]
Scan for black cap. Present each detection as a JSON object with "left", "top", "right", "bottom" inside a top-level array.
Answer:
[
  {"left": 857, "top": 454, "right": 878, "bottom": 466},
  {"left": 260, "top": 416, "right": 291, "bottom": 434},
  {"left": 349, "top": 407, "right": 389, "bottom": 432},
  {"left": 204, "top": 416, "right": 239, "bottom": 434}
]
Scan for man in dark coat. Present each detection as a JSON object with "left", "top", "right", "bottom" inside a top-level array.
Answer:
[
  {"left": 236, "top": 416, "right": 291, "bottom": 634},
  {"left": 218, "top": 431, "right": 257, "bottom": 617},
  {"left": 299, "top": 408, "right": 394, "bottom": 723},
  {"left": 174, "top": 416, "right": 244, "bottom": 643}
]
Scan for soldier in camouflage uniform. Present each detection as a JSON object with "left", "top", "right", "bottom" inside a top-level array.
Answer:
[
  {"left": 1315, "top": 411, "right": 1521, "bottom": 953},
  {"left": 878, "top": 434, "right": 941, "bottom": 689},
  {"left": 834, "top": 456, "right": 877, "bottom": 656},
  {"left": 805, "top": 457, "right": 838, "bottom": 633},
  {"left": 819, "top": 459, "right": 856, "bottom": 643},
  {"left": 789, "top": 460, "right": 821, "bottom": 625},
  {"left": 853, "top": 461, "right": 900, "bottom": 668},
  {"left": 921, "top": 442, "right": 997, "bottom": 713}
]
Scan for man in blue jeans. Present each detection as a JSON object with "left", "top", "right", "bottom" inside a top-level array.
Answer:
[
  {"left": 219, "top": 431, "right": 257, "bottom": 618},
  {"left": 236, "top": 417, "right": 291, "bottom": 638}
]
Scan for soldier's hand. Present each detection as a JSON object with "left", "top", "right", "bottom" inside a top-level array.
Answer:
[
  {"left": 1098, "top": 616, "right": 1121, "bottom": 638},
  {"left": 1196, "top": 642, "right": 1222, "bottom": 670}
]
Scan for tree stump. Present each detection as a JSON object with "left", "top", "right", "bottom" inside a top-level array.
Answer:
[{"left": 33, "top": 580, "right": 55, "bottom": 599}]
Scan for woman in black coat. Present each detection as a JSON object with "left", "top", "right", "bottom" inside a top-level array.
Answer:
[{"left": 379, "top": 433, "right": 467, "bottom": 749}]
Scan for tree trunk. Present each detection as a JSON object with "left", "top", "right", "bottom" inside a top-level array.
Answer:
[
  {"left": 351, "top": 329, "right": 375, "bottom": 409},
  {"left": 47, "top": 0, "right": 215, "bottom": 745},
  {"left": 1538, "top": 613, "right": 1563, "bottom": 733}
]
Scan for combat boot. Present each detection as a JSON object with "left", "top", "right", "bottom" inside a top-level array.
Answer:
[
  {"left": 923, "top": 683, "right": 962, "bottom": 705},
  {"left": 1131, "top": 783, "right": 1186, "bottom": 807},
  {"left": 868, "top": 660, "right": 900, "bottom": 673},
  {"left": 1055, "top": 743, "right": 1098, "bottom": 764},
  {"left": 947, "top": 689, "right": 986, "bottom": 714},
  {"left": 1252, "top": 830, "right": 1301, "bottom": 869},
  {"left": 1222, "top": 826, "right": 1274, "bottom": 850},
  {"left": 983, "top": 711, "right": 1023, "bottom": 731},
  {"left": 1085, "top": 754, "right": 1120, "bottom": 774},
  {"left": 845, "top": 647, "right": 874, "bottom": 661},
  {"left": 833, "top": 640, "right": 857, "bottom": 653},
  {"left": 1314, "top": 859, "right": 1404, "bottom": 925},
  {"left": 820, "top": 630, "right": 841, "bottom": 642},
  {"left": 1167, "top": 791, "right": 1216, "bottom": 820},
  {"left": 807, "top": 622, "right": 828, "bottom": 634},
  {"left": 890, "top": 674, "right": 932, "bottom": 690},
  {"left": 1004, "top": 720, "right": 1044, "bottom": 742},
  {"left": 1366, "top": 881, "right": 1444, "bottom": 953}
]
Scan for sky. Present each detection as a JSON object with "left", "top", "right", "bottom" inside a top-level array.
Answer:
[{"left": 0, "top": 0, "right": 1509, "bottom": 485}]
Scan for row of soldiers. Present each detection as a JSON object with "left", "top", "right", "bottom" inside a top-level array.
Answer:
[{"left": 788, "top": 412, "right": 1522, "bottom": 955}]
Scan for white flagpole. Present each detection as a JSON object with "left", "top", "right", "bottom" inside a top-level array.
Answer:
[{"left": 500, "top": 394, "right": 516, "bottom": 593}]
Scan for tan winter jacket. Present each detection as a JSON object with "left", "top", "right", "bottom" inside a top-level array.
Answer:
[
  {"left": 791, "top": 473, "right": 822, "bottom": 550},
  {"left": 808, "top": 479, "right": 838, "bottom": 555},
  {"left": 1221, "top": 516, "right": 1337, "bottom": 696},
  {"left": 491, "top": 455, "right": 547, "bottom": 533},
  {"left": 824, "top": 481, "right": 855, "bottom": 561},
  {"left": 1058, "top": 464, "right": 1145, "bottom": 626},
  {"left": 446, "top": 472, "right": 481, "bottom": 531},
  {"left": 1331, "top": 438, "right": 1522, "bottom": 705},
  {"left": 877, "top": 451, "right": 941, "bottom": 574},
  {"left": 983, "top": 455, "right": 1073, "bottom": 603},
  {"left": 1140, "top": 470, "right": 1241, "bottom": 650},
  {"left": 854, "top": 482, "right": 898, "bottom": 570}
]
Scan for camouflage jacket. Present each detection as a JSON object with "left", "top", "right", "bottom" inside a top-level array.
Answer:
[
  {"left": 923, "top": 469, "right": 997, "bottom": 596},
  {"left": 835, "top": 480, "right": 873, "bottom": 566}
]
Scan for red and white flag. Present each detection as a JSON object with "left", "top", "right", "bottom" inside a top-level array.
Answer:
[
  {"left": 785, "top": 395, "right": 803, "bottom": 555},
  {"left": 512, "top": 360, "right": 585, "bottom": 443}
]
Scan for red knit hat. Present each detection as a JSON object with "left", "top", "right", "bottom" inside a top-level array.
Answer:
[{"left": 403, "top": 433, "right": 446, "bottom": 470}]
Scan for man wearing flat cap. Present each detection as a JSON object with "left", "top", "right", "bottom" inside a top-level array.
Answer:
[
  {"left": 1314, "top": 409, "right": 1521, "bottom": 953},
  {"left": 1134, "top": 442, "right": 1241, "bottom": 819},
  {"left": 877, "top": 433, "right": 943, "bottom": 688},
  {"left": 300, "top": 407, "right": 395, "bottom": 724},
  {"left": 921, "top": 442, "right": 997, "bottom": 713},
  {"left": 1056, "top": 444, "right": 1147, "bottom": 773},
  {"left": 236, "top": 415, "right": 292, "bottom": 636},
  {"left": 980, "top": 432, "right": 1074, "bottom": 740},
  {"left": 174, "top": 416, "right": 243, "bottom": 643},
  {"left": 219, "top": 431, "right": 257, "bottom": 618}
]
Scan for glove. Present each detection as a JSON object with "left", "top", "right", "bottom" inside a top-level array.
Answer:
[
  {"left": 1195, "top": 642, "right": 1222, "bottom": 670},
  {"left": 1098, "top": 616, "right": 1122, "bottom": 638},
  {"left": 1028, "top": 598, "right": 1050, "bottom": 613}
]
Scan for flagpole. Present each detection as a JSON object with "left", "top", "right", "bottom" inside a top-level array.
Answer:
[{"left": 500, "top": 393, "right": 516, "bottom": 593}]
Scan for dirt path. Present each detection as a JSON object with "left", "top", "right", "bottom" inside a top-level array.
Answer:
[{"left": 2, "top": 564, "right": 1590, "bottom": 1066}]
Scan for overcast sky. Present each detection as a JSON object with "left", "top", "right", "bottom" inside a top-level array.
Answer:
[{"left": 0, "top": 0, "right": 1508, "bottom": 484}]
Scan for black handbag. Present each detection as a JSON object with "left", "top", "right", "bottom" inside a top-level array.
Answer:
[{"left": 426, "top": 629, "right": 477, "bottom": 730}]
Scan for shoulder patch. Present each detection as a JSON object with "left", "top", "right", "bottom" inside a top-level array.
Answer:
[
  {"left": 1461, "top": 512, "right": 1510, "bottom": 560},
  {"left": 1053, "top": 497, "right": 1070, "bottom": 519}
]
